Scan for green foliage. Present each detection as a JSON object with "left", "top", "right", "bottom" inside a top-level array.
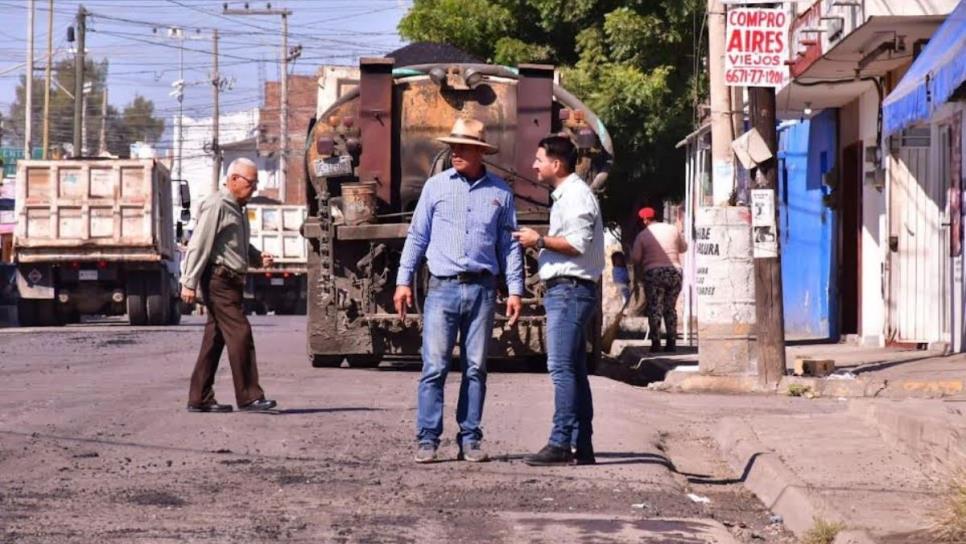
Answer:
[
  {"left": 398, "top": 0, "right": 705, "bottom": 222},
  {"left": 4, "top": 58, "right": 164, "bottom": 157}
]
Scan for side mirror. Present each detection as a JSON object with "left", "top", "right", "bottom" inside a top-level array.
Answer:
[
  {"left": 180, "top": 208, "right": 191, "bottom": 223},
  {"left": 179, "top": 180, "right": 191, "bottom": 210}
]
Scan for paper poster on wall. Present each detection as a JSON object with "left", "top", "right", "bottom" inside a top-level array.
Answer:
[{"left": 751, "top": 189, "right": 778, "bottom": 258}]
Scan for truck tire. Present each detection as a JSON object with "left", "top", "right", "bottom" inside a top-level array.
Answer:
[
  {"left": 127, "top": 274, "right": 148, "bottom": 326},
  {"left": 17, "top": 299, "right": 39, "bottom": 326},
  {"left": 168, "top": 297, "right": 182, "bottom": 325},
  {"left": 19, "top": 299, "right": 59, "bottom": 327},
  {"left": 145, "top": 270, "right": 169, "bottom": 325}
]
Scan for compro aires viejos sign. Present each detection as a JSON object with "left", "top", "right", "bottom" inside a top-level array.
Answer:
[{"left": 725, "top": 7, "right": 789, "bottom": 87}]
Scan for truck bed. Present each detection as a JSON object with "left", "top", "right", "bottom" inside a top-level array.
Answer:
[{"left": 14, "top": 160, "right": 175, "bottom": 263}]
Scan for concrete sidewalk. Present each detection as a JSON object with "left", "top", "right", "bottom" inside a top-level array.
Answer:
[
  {"left": 607, "top": 339, "right": 965, "bottom": 399},
  {"left": 714, "top": 404, "right": 945, "bottom": 542},
  {"left": 603, "top": 340, "right": 966, "bottom": 542}
]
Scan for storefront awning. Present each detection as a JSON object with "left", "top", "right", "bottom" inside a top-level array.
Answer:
[{"left": 883, "top": 1, "right": 966, "bottom": 136}]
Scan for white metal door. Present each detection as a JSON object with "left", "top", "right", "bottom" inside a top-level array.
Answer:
[{"left": 889, "top": 127, "right": 949, "bottom": 344}]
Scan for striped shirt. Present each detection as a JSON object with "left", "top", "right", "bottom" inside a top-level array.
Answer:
[
  {"left": 538, "top": 173, "right": 605, "bottom": 282},
  {"left": 396, "top": 167, "right": 524, "bottom": 296}
]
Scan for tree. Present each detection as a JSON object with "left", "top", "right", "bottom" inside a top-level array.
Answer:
[
  {"left": 399, "top": 0, "right": 705, "bottom": 220},
  {"left": 5, "top": 58, "right": 165, "bottom": 158}
]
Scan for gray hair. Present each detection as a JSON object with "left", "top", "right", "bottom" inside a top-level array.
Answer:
[{"left": 226, "top": 157, "right": 258, "bottom": 180}]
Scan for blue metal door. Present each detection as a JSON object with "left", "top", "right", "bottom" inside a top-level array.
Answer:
[{"left": 777, "top": 110, "right": 838, "bottom": 340}]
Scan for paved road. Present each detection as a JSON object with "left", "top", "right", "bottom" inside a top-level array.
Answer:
[{"left": 0, "top": 316, "right": 796, "bottom": 543}]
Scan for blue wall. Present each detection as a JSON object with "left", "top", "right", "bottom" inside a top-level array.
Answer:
[{"left": 777, "top": 110, "right": 838, "bottom": 340}]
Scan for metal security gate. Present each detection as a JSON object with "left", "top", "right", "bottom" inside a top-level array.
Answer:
[{"left": 889, "top": 127, "right": 950, "bottom": 345}]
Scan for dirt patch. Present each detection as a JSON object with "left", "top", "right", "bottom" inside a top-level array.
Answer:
[{"left": 122, "top": 489, "right": 186, "bottom": 507}]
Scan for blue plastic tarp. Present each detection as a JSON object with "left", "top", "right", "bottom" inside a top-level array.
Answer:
[{"left": 882, "top": 0, "right": 966, "bottom": 136}]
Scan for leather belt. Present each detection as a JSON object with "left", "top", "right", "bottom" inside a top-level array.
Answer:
[
  {"left": 433, "top": 270, "right": 493, "bottom": 283},
  {"left": 545, "top": 275, "right": 596, "bottom": 290}
]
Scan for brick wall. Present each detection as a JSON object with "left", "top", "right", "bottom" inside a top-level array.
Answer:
[{"left": 258, "top": 75, "right": 318, "bottom": 204}]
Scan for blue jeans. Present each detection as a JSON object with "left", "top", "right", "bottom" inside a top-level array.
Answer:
[
  {"left": 416, "top": 275, "right": 496, "bottom": 447},
  {"left": 544, "top": 280, "right": 597, "bottom": 451}
]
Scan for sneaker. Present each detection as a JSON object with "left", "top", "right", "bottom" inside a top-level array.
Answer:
[
  {"left": 524, "top": 444, "right": 574, "bottom": 466},
  {"left": 414, "top": 443, "right": 438, "bottom": 464},
  {"left": 664, "top": 336, "right": 677, "bottom": 353},
  {"left": 458, "top": 442, "right": 489, "bottom": 463}
]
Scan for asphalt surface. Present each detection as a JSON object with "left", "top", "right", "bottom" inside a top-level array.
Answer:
[{"left": 0, "top": 315, "right": 797, "bottom": 543}]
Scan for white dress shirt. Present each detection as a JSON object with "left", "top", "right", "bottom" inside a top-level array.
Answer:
[{"left": 537, "top": 173, "right": 605, "bottom": 282}]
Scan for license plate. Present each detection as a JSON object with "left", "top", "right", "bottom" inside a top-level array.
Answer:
[
  {"left": 79, "top": 270, "right": 98, "bottom": 281},
  {"left": 313, "top": 155, "right": 353, "bottom": 178},
  {"left": 270, "top": 278, "right": 284, "bottom": 286}
]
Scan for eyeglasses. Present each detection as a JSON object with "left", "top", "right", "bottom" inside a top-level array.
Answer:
[{"left": 233, "top": 173, "right": 258, "bottom": 186}]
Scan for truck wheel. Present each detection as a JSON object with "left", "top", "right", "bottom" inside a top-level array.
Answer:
[
  {"left": 20, "top": 300, "right": 59, "bottom": 327},
  {"left": 168, "top": 297, "right": 182, "bottom": 325},
  {"left": 17, "top": 299, "right": 39, "bottom": 326},
  {"left": 127, "top": 274, "right": 148, "bottom": 326},
  {"left": 146, "top": 271, "right": 169, "bottom": 325}
]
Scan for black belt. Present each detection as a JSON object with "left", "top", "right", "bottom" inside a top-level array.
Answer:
[
  {"left": 432, "top": 270, "right": 493, "bottom": 283},
  {"left": 545, "top": 275, "right": 596, "bottom": 290}
]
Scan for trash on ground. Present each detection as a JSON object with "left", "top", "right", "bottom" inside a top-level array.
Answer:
[{"left": 687, "top": 493, "right": 711, "bottom": 504}]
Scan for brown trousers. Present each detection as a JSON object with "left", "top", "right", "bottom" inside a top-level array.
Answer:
[{"left": 188, "top": 266, "right": 265, "bottom": 407}]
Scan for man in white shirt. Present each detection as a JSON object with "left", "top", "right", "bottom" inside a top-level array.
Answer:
[{"left": 513, "top": 136, "right": 604, "bottom": 466}]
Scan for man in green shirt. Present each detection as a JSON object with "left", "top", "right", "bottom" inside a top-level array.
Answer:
[{"left": 181, "top": 158, "right": 277, "bottom": 413}]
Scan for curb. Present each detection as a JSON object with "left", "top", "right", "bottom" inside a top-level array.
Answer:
[
  {"left": 714, "top": 417, "right": 841, "bottom": 536},
  {"left": 659, "top": 371, "right": 774, "bottom": 393},
  {"left": 848, "top": 399, "right": 966, "bottom": 474}
]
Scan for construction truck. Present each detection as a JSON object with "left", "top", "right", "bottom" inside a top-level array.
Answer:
[
  {"left": 14, "top": 159, "right": 189, "bottom": 326},
  {"left": 302, "top": 55, "right": 614, "bottom": 369},
  {"left": 243, "top": 202, "right": 308, "bottom": 315}
]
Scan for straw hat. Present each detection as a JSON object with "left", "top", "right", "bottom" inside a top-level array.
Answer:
[{"left": 436, "top": 118, "right": 498, "bottom": 155}]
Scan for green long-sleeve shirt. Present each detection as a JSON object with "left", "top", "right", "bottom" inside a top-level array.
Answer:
[{"left": 181, "top": 189, "right": 262, "bottom": 290}]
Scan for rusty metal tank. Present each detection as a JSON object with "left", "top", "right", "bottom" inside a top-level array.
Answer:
[{"left": 302, "top": 57, "right": 614, "bottom": 368}]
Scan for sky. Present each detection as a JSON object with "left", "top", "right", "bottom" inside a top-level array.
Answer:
[{"left": 0, "top": 0, "right": 410, "bottom": 150}]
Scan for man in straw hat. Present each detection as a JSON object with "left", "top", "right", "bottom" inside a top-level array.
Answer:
[{"left": 395, "top": 118, "right": 524, "bottom": 464}]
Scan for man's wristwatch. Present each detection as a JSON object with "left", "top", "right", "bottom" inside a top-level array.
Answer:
[{"left": 535, "top": 235, "right": 546, "bottom": 250}]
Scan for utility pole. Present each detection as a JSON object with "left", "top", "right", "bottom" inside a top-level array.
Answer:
[
  {"left": 42, "top": 0, "right": 53, "bottom": 159},
  {"left": 280, "top": 11, "right": 288, "bottom": 202},
  {"left": 25, "top": 0, "right": 35, "bottom": 157},
  {"left": 694, "top": 0, "right": 758, "bottom": 381},
  {"left": 98, "top": 86, "right": 107, "bottom": 156},
  {"left": 72, "top": 5, "right": 86, "bottom": 157},
  {"left": 211, "top": 29, "right": 221, "bottom": 193},
  {"left": 223, "top": 4, "right": 294, "bottom": 202},
  {"left": 708, "top": 0, "right": 733, "bottom": 206},
  {"left": 749, "top": 87, "right": 786, "bottom": 385}
]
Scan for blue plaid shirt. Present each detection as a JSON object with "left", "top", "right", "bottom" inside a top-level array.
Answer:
[{"left": 396, "top": 168, "right": 524, "bottom": 296}]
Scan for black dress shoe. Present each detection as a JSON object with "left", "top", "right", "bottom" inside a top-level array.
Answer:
[
  {"left": 239, "top": 398, "right": 277, "bottom": 411},
  {"left": 187, "top": 402, "right": 233, "bottom": 413},
  {"left": 524, "top": 444, "right": 574, "bottom": 466}
]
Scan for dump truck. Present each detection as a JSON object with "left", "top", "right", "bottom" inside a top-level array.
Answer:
[
  {"left": 13, "top": 159, "right": 190, "bottom": 326},
  {"left": 244, "top": 203, "right": 308, "bottom": 315},
  {"left": 303, "top": 57, "right": 614, "bottom": 369}
]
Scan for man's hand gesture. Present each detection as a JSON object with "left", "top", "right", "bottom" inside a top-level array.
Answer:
[{"left": 393, "top": 285, "right": 413, "bottom": 321}]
